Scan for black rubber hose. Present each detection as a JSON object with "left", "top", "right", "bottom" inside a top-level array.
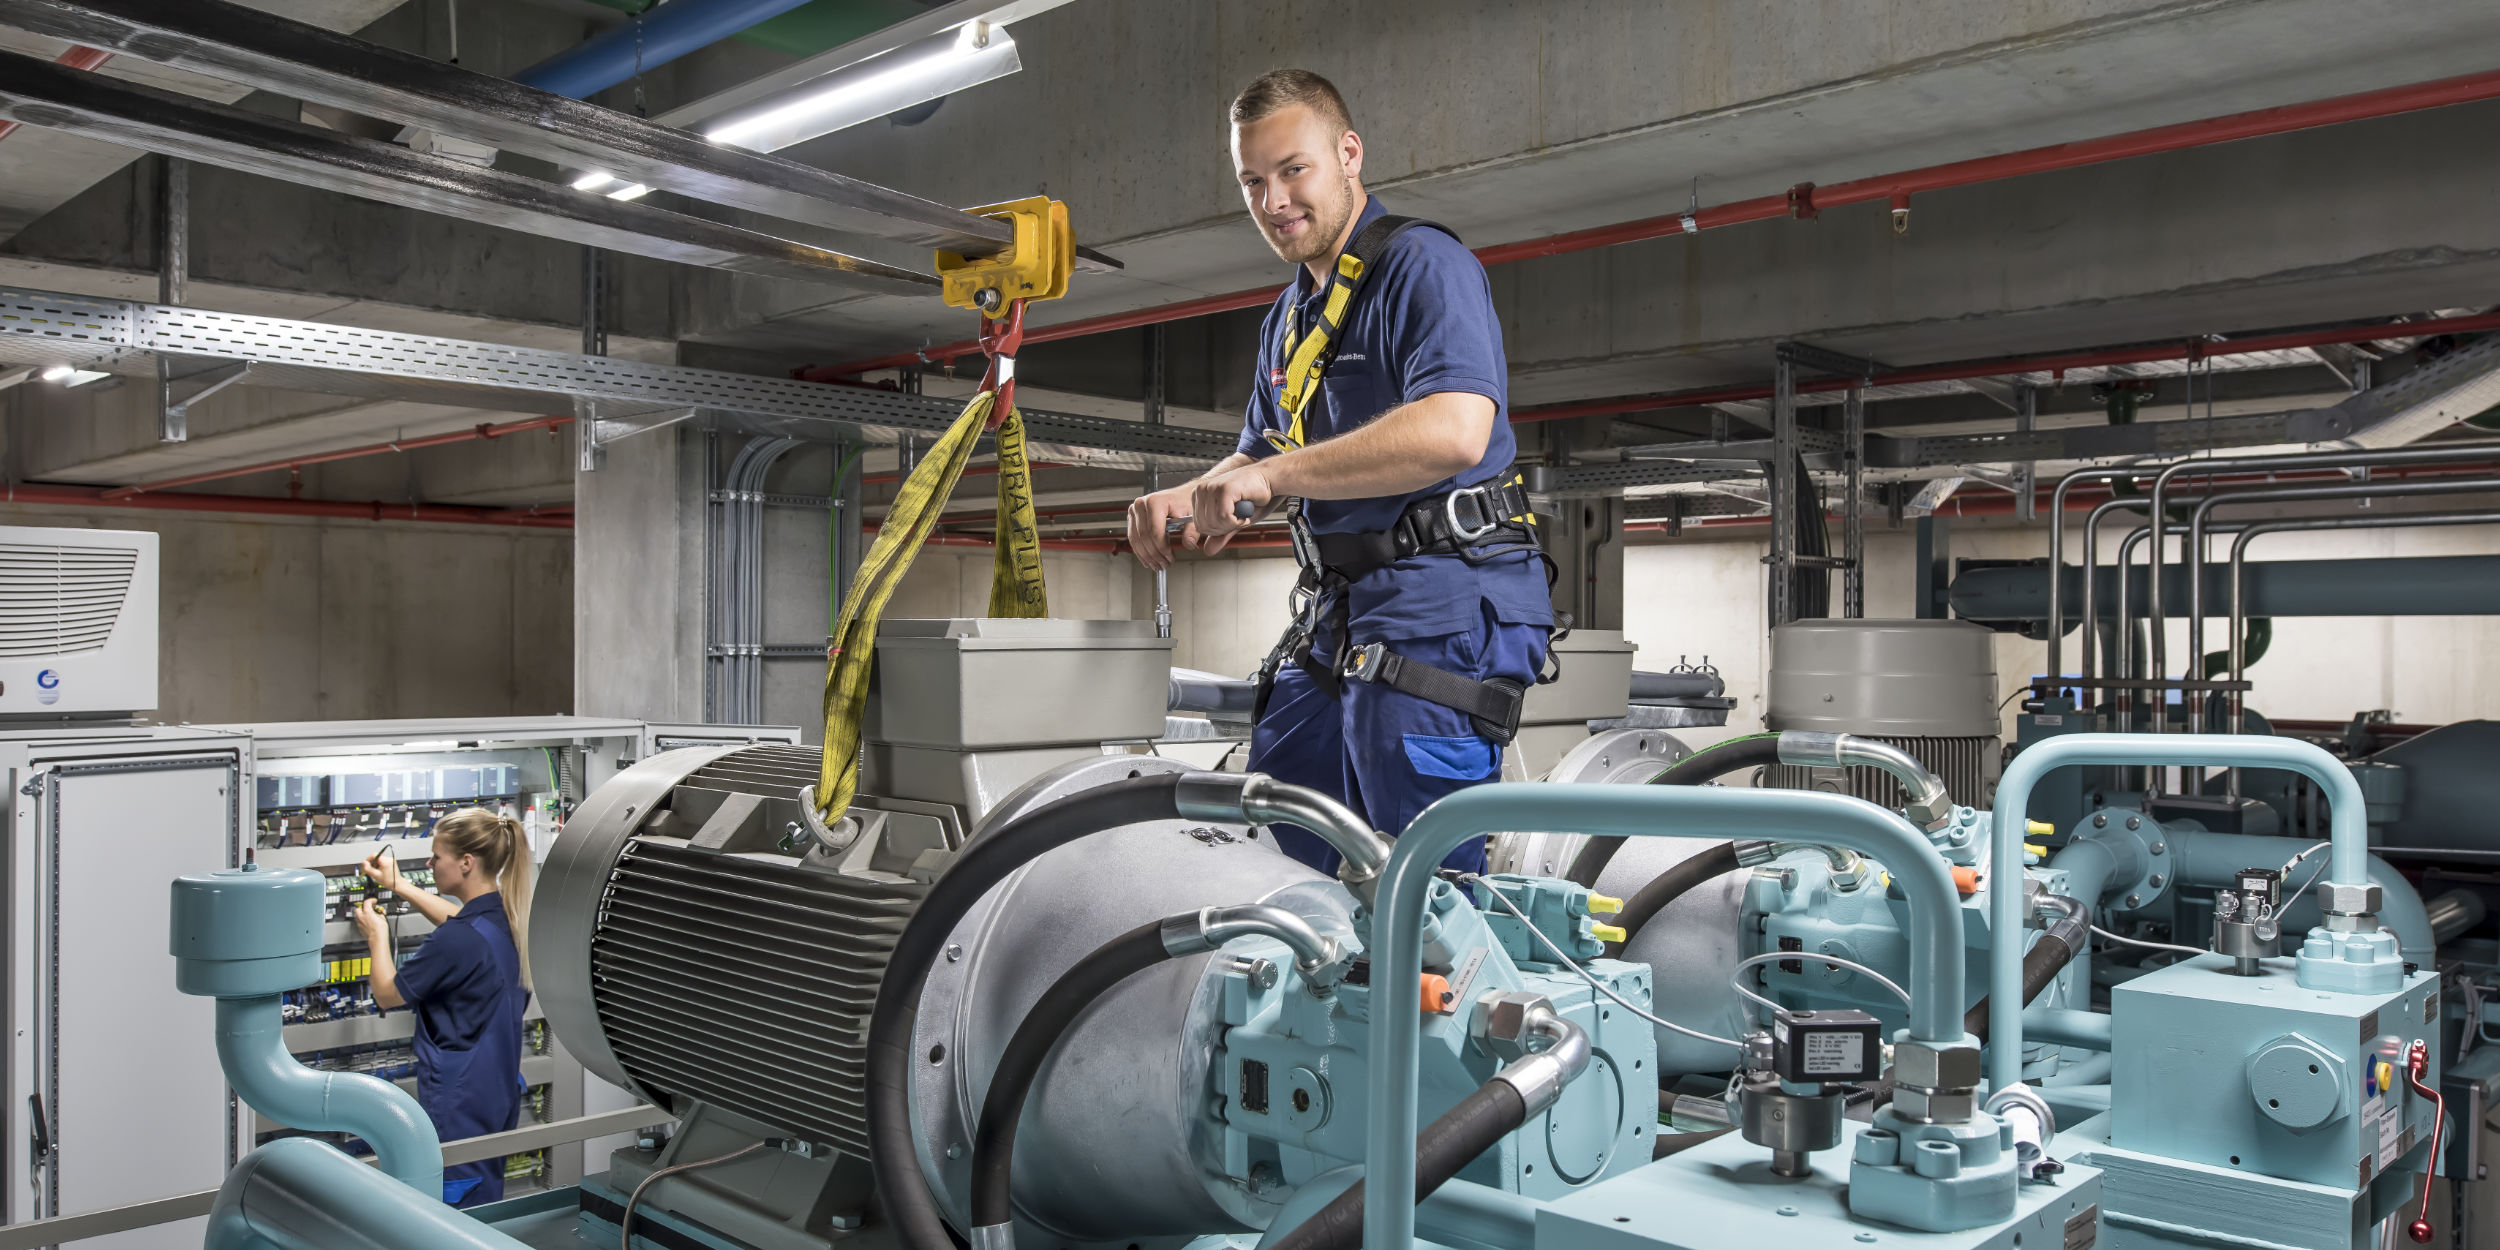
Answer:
[
  {"left": 968, "top": 921, "right": 1172, "bottom": 1234},
  {"left": 1268, "top": 1079, "right": 1529, "bottom": 1250},
  {"left": 866, "top": 774, "right": 1190, "bottom": 1250},
  {"left": 1611, "top": 842, "right": 1743, "bottom": 949},
  {"left": 1563, "top": 733, "right": 1781, "bottom": 887},
  {"left": 1963, "top": 930, "right": 2079, "bottom": 1043}
]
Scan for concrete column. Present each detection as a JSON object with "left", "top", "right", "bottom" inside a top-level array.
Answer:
[{"left": 573, "top": 425, "right": 705, "bottom": 721}]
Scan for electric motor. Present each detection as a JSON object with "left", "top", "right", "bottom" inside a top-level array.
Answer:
[{"left": 1765, "top": 618, "right": 2001, "bottom": 805}]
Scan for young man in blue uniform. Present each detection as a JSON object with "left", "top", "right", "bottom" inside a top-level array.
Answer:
[{"left": 1128, "top": 69, "right": 1553, "bottom": 878}]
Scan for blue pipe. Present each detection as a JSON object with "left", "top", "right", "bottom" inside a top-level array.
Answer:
[
  {"left": 1366, "top": 783, "right": 1966, "bottom": 1250},
  {"left": 216, "top": 997, "right": 441, "bottom": 1195},
  {"left": 1991, "top": 734, "right": 2371, "bottom": 1093},
  {"left": 207, "top": 1136, "right": 531, "bottom": 1250},
  {"left": 513, "top": 0, "right": 822, "bottom": 100},
  {"left": 2023, "top": 1005, "right": 2111, "bottom": 1051}
]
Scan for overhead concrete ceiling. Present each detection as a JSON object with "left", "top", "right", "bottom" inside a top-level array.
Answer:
[
  {"left": 0, "top": 0, "right": 409, "bottom": 242},
  {"left": 697, "top": 0, "right": 2500, "bottom": 386}
]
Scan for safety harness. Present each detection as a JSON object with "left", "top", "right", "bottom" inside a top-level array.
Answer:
[{"left": 1245, "top": 213, "right": 1563, "bottom": 743}]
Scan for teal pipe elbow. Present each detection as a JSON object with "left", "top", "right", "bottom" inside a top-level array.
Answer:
[
  {"left": 209, "top": 1136, "right": 528, "bottom": 1250},
  {"left": 1991, "top": 733, "right": 2371, "bottom": 1092},
  {"left": 1365, "top": 783, "right": 1966, "bottom": 1250},
  {"left": 217, "top": 997, "right": 441, "bottom": 1195}
]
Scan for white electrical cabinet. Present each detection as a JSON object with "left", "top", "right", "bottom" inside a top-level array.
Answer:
[
  {"left": 0, "top": 526, "right": 159, "bottom": 718},
  {"left": 0, "top": 715, "right": 674, "bottom": 1245},
  {"left": 1, "top": 726, "right": 247, "bottom": 1248}
]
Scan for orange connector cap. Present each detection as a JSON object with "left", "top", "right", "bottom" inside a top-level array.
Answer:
[{"left": 1420, "top": 973, "right": 1456, "bottom": 1014}]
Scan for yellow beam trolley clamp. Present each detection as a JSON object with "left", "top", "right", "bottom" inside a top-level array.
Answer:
[{"left": 802, "top": 198, "right": 1073, "bottom": 846}]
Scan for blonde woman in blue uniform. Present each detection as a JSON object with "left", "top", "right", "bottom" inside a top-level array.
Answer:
[{"left": 352, "top": 808, "right": 533, "bottom": 1207}]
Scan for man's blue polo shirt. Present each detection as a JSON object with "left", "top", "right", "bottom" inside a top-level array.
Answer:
[{"left": 1236, "top": 197, "right": 1553, "bottom": 641}]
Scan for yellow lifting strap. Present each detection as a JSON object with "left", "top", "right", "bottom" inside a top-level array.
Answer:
[
  {"left": 810, "top": 391, "right": 1049, "bottom": 826},
  {"left": 808, "top": 197, "right": 1070, "bottom": 830},
  {"left": 1264, "top": 249, "right": 1367, "bottom": 454}
]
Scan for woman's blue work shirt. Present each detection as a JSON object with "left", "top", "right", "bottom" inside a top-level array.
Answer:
[
  {"left": 1237, "top": 196, "right": 1554, "bottom": 641},
  {"left": 395, "top": 890, "right": 529, "bottom": 1207}
]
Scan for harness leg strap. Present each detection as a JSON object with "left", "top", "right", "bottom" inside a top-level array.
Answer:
[{"left": 1341, "top": 642, "right": 1525, "bottom": 744}]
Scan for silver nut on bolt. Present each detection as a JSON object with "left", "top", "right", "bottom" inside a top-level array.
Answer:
[
  {"left": 1891, "top": 1087, "right": 1978, "bottom": 1125},
  {"left": 2316, "top": 881, "right": 2382, "bottom": 916},
  {"left": 1907, "top": 793, "right": 1956, "bottom": 829},
  {"left": 1892, "top": 1038, "right": 1983, "bottom": 1092},
  {"left": 1470, "top": 991, "right": 1553, "bottom": 1062}
]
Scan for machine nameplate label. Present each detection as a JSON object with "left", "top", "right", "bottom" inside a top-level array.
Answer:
[
  {"left": 2064, "top": 1204, "right": 2099, "bottom": 1250},
  {"left": 2036, "top": 715, "right": 2063, "bottom": 726},
  {"left": 1798, "top": 1030, "right": 1866, "bottom": 1077},
  {"left": 1445, "top": 948, "right": 1490, "bottom": 1012}
]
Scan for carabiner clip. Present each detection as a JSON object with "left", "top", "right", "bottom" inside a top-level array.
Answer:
[{"left": 975, "top": 298, "right": 1028, "bottom": 430}]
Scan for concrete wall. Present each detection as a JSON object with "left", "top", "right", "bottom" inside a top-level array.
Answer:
[{"left": 0, "top": 502, "right": 571, "bottom": 724}]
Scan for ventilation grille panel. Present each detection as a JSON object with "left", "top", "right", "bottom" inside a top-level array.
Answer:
[{"left": 0, "top": 544, "right": 137, "bottom": 658}]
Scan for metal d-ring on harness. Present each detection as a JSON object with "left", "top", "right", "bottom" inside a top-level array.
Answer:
[{"left": 1252, "top": 472, "right": 1565, "bottom": 745}]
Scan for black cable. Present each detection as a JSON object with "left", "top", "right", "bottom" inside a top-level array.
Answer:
[
  {"left": 1267, "top": 1079, "right": 1528, "bottom": 1250},
  {"left": 1610, "top": 843, "right": 1743, "bottom": 950},
  {"left": 866, "top": 774, "right": 1191, "bottom": 1250},
  {"left": 969, "top": 921, "right": 1173, "bottom": 1233},
  {"left": 1963, "top": 929, "right": 2079, "bottom": 1043},
  {"left": 1563, "top": 733, "right": 1782, "bottom": 887},
  {"left": 620, "top": 1139, "right": 782, "bottom": 1250}
]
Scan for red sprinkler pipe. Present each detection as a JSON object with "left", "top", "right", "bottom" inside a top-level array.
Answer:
[
  {"left": 1515, "top": 309, "right": 2500, "bottom": 425},
  {"left": 800, "top": 66, "right": 2500, "bottom": 380},
  {"left": 4, "top": 482, "right": 573, "bottom": 528},
  {"left": 0, "top": 46, "right": 112, "bottom": 143}
]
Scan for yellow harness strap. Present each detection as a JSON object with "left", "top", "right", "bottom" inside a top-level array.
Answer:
[
  {"left": 812, "top": 391, "right": 1048, "bottom": 824},
  {"left": 1266, "top": 249, "right": 1367, "bottom": 454}
]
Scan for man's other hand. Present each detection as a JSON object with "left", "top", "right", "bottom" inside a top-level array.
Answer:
[{"left": 1127, "top": 483, "right": 1197, "bottom": 571}]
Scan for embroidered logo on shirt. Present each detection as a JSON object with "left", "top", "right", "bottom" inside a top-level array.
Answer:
[
  {"left": 1335, "top": 354, "right": 1365, "bottom": 363},
  {"left": 1269, "top": 367, "right": 1285, "bottom": 386}
]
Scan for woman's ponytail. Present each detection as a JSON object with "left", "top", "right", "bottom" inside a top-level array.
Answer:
[
  {"left": 433, "top": 807, "right": 535, "bottom": 989},
  {"left": 499, "top": 814, "right": 534, "bottom": 990}
]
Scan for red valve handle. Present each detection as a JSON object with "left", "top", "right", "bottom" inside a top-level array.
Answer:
[{"left": 2405, "top": 1039, "right": 2443, "bottom": 1244}]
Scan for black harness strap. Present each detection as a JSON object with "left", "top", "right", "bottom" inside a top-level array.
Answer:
[{"left": 1342, "top": 643, "right": 1527, "bottom": 744}]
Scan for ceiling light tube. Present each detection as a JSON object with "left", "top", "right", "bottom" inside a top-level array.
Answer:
[
  {"left": 605, "top": 183, "right": 653, "bottom": 201},
  {"left": 702, "top": 22, "right": 1021, "bottom": 154},
  {"left": 569, "top": 170, "right": 617, "bottom": 192}
]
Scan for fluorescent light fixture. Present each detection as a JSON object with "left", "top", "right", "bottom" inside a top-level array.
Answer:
[
  {"left": 39, "top": 364, "right": 110, "bottom": 387},
  {"left": 606, "top": 183, "right": 653, "bottom": 201},
  {"left": 702, "top": 21, "right": 1021, "bottom": 154},
  {"left": 570, "top": 170, "right": 617, "bottom": 192}
]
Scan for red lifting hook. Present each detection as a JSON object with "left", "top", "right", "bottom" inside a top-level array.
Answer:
[
  {"left": 975, "top": 299, "right": 1028, "bottom": 431},
  {"left": 2405, "top": 1039, "right": 2444, "bottom": 1244}
]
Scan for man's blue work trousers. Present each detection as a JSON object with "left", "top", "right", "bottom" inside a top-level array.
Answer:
[{"left": 1247, "top": 602, "right": 1549, "bottom": 879}]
